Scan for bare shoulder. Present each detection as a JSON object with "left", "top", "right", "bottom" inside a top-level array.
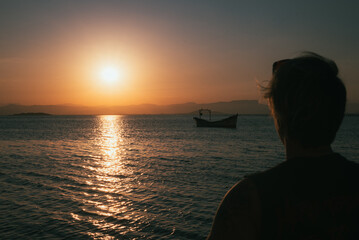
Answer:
[{"left": 207, "top": 178, "right": 261, "bottom": 240}]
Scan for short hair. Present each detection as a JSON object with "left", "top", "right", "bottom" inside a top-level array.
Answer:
[{"left": 264, "top": 52, "right": 346, "bottom": 147}]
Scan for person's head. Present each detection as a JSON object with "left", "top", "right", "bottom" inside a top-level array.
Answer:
[{"left": 264, "top": 52, "right": 346, "bottom": 148}]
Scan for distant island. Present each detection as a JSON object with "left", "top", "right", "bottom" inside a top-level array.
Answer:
[
  {"left": 0, "top": 100, "right": 269, "bottom": 115},
  {"left": 0, "top": 100, "right": 358, "bottom": 115},
  {"left": 12, "top": 112, "right": 52, "bottom": 116}
]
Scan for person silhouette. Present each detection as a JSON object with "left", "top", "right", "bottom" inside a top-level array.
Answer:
[{"left": 207, "top": 52, "right": 359, "bottom": 239}]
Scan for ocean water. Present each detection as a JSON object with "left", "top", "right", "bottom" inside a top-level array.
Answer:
[{"left": 0, "top": 115, "right": 358, "bottom": 239}]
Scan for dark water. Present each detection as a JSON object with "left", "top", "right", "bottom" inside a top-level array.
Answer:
[{"left": 0, "top": 115, "right": 358, "bottom": 239}]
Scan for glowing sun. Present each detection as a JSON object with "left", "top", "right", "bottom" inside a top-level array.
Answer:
[{"left": 98, "top": 65, "right": 123, "bottom": 84}]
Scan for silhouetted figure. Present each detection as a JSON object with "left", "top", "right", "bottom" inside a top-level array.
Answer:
[{"left": 208, "top": 53, "right": 359, "bottom": 239}]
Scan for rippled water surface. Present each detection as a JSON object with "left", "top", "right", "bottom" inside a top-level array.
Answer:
[{"left": 0, "top": 115, "right": 358, "bottom": 239}]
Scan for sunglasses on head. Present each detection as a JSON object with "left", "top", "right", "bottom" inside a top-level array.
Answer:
[{"left": 272, "top": 59, "right": 290, "bottom": 74}]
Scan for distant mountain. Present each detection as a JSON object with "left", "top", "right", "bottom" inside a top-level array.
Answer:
[
  {"left": 12, "top": 112, "right": 52, "bottom": 116},
  {"left": 1, "top": 100, "right": 357, "bottom": 116},
  {"left": 194, "top": 100, "right": 269, "bottom": 115},
  {"left": 0, "top": 100, "right": 270, "bottom": 115}
]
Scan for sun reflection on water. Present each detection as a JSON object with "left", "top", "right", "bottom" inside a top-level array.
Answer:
[
  {"left": 96, "top": 115, "right": 129, "bottom": 191},
  {"left": 99, "top": 115, "right": 123, "bottom": 169},
  {"left": 71, "top": 115, "right": 143, "bottom": 238}
]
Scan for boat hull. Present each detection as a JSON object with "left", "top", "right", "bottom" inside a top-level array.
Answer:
[{"left": 193, "top": 114, "right": 238, "bottom": 128}]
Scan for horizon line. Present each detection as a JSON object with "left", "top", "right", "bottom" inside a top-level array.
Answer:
[{"left": 0, "top": 99, "right": 263, "bottom": 107}]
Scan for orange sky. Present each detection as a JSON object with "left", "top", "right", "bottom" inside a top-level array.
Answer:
[
  {"left": 0, "top": 23, "right": 258, "bottom": 106},
  {"left": 1, "top": 1, "right": 359, "bottom": 106}
]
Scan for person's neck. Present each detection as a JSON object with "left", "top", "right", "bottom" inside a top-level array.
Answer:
[{"left": 284, "top": 139, "right": 333, "bottom": 160}]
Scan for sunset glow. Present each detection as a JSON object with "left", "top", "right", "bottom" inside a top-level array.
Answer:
[{"left": 0, "top": 1, "right": 358, "bottom": 108}]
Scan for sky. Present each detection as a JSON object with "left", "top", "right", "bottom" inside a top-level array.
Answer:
[{"left": 1, "top": 0, "right": 359, "bottom": 106}]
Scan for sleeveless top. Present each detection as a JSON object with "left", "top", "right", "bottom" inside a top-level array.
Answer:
[{"left": 248, "top": 153, "right": 359, "bottom": 240}]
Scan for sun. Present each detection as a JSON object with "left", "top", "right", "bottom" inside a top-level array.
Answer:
[{"left": 98, "top": 65, "right": 122, "bottom": 84}]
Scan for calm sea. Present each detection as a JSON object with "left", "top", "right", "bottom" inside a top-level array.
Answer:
[{"left": 0, "top": 115, "right": 358, "bottom": 239}]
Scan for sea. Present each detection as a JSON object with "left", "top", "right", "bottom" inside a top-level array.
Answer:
[{"left": 0, "top": 115, "right": 358, "bottom": 239}]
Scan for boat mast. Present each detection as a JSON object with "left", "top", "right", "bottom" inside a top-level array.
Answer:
[{"left": 199, "top": 109, "right": 211, "bottom": 120}]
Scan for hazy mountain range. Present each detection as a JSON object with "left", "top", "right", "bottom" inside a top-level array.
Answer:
[
  {"left": 0, "top": 100, "right": 358, "bottom": 115},
  {"left": 0, "top": 100, "right": 268, "bottom": 115}
]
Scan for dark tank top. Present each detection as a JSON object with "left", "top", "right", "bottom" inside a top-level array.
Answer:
[{"left": 248, "top": 153, "right": 359, "bottom": 240}]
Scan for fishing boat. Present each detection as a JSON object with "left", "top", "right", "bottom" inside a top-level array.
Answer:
[{"left": 193, "top": 109, "right": 238, "bottom": 128}]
